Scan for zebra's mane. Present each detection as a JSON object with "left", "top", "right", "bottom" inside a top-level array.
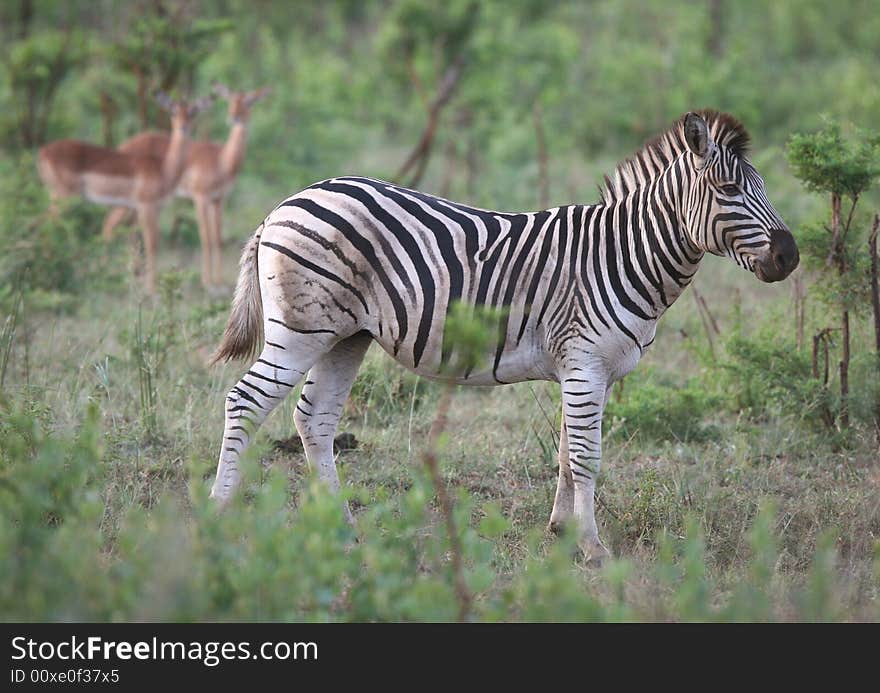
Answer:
[{"left": 599, "top": 109, "right": 751, "bottom": 204}]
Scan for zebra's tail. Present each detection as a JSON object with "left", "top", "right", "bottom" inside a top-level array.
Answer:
[{"left": 210, "top": 224, "right": 264, "bottom": 365}]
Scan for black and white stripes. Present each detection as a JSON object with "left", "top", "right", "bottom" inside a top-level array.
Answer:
[{"left": 210, "top": 110, "right": 798, "bottom": 560}]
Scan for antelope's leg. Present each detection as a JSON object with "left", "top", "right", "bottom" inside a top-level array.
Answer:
[
  {"left": 102, "top": 206, "right": 133, "bottom": 241},
  {"left": 193, "top": 194, "right": 213, "bottom": 288},
  {"left": 136, "top": 204, "right": 160, "bottom": 294},
  {"left": 209, "top": 197, "right": 224, "bottom": 284}
]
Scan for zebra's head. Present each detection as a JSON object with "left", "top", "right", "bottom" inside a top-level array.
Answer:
[{"left": 682, "top": 111, "right": 798, "bottom": 282}]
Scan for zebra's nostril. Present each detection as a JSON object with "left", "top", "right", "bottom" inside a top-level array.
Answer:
[{"left": 768, "top": 228, "right": 799, "bottom": 276}]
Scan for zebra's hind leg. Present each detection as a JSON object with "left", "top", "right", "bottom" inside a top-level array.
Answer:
[
  {"left": 210, "top": 331, "right": 333, "bottom": 502},
  {"left": 548, "top": 419, "right": 574, "bottom": 534},
  {"left": 293, "top": 332, "right": 372, "bottom": 525}
]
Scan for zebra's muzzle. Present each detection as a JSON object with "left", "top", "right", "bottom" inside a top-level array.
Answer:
[{"left": 756, "top": 228, "right": 799, "bottom": 282}]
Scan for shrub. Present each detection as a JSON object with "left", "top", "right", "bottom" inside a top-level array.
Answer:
[
  {"left": 0, "top": 154, "right": 121, "bottom": 309},
  {"left": 2, "top": 395, "right": 870, "bottom": 622},
  {"left": 605, "top": 373, "right": 722, "bottom": 443},
  {"left": 721, "top": 330, "right": 823, "bottom": 421}
]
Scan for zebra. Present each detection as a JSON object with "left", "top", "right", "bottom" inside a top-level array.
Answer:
[{"left": 209, "top": 110, "right": 798, "bottom": 561}]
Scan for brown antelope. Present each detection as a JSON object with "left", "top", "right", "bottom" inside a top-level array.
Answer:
[
  {"left": 37, "top": 92, "right": 214, "bottom": 293},
  {"left": 102, "top": 85, "right": 270, "bottom": 288}
]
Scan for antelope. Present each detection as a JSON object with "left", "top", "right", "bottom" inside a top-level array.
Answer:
[
  {"left": 37, "top": 92, "right": 214, "bottom": 293},
  {"left": 102, "top": 85, "right": 270, "bottom": 288}
]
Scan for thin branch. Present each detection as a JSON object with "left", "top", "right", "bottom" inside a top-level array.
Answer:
[
  {"left": 812, "top": 327, "right": 837, "bottom": 429},
  {"left": 692, "top": 286, "right": 720, "bottom": 355},
  {"left": 528, "top": 383, "right": 559, "bottom": 448},
  {"left": 422, "top": 385, "right": 472, "bottom": 622},
  {"left": 395, "top": 54, "right": 466, "bottom": 186},
  {"left": 595, "top": 490, "right": 621, "bottom": 523},
  {"left": 793, "top": 271, "right": 805, "bottom": 351},
  {"left": 406, "top": 54, "right": 429, "bottom": 112},
  {"left": 869, "top": 213, "right": 880, "bottom": 355},
  {"left": 840, "top": 192, "right": 860, "bottom": 243},
  {"left": 840, "top": 309, "right": 851, "bottom": 428},
  {"left": 694, "top": 288, "right": 721, "bottom": 334}
]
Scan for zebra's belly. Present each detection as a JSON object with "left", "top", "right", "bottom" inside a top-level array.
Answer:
[{"left": 372, "top": 333, "right": 556, "bottom": 386}]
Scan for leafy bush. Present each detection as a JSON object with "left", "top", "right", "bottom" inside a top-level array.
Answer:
[
  {"left": 2, "top": 396, "right": 871, "bottom": 622},
  {"left": 721, "top": 330, "right": 823, "bottom": 420},
  {"left": 0, "top": 154, "right": 121, "bottom": 309},
  {"left": 606, "top": 374, "right": 722, "bottom": 443}
]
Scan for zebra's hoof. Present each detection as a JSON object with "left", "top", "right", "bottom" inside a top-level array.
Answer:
[
  {"left": 547, "top": 514, "right": 572, "bottom": 536},
  {"left": 208, "top": 487, "right": 230, "bottom": 507},
  {"left": 547, "top": 520, "right": 564, "bottom": 536},
  {"left": 580, "top": 539, "right": 611, "bottom": 566}
]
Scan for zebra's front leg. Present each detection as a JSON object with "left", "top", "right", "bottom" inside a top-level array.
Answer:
[
  {"left": 561, "top": 375, "right": 610, "bottom": 563},
  {"left": 548, "top": 419, "right": 574, "bottom": 534}
]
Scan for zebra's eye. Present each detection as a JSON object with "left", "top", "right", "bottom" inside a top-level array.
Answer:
[{"left": 720, "top": 183, "right": 741, "bottom": 196}]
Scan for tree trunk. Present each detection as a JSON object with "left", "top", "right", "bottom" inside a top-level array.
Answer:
[
  {"left": 840, "top": 309, "right": 850, "bottom": 428},
  {"left": 707, "top": 0, "right": 725, "bottom": 57},
  {"left": 19, "top": 0, "right": 33, "bottom": 39},
  {"left": 812, "top": 327, "right": 835, "bottom": 429},
  {"left": 100, "top": 91, "right": 117, "bottom": 147},
  {"left": 870, "top": 213, "right": 879, "bottom": 435},
  {"left": 829, "top": 192, "right": 851, "bottom": 428},
  {"left": 395, "top": 54, "right": 465, "bottom": 188}
]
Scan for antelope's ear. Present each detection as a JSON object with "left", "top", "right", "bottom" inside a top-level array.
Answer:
[
  {"left": 154, "top": 90, "right": 176, "bottom": 112},
  {"left": 684, "top": 112, "right": 713, "bottom": 161},
  {"left": 244, "top": 86, "right": 271, "bottom": 106},
  {"left": 212, "top": 82, "right": 232, "bottom": 99}
]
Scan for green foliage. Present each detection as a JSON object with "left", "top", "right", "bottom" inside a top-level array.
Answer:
[
  {"left": 0, "top": 283, "right": 22, "bottom": 389},
  {"left": 383, "top": 0, "right": 479, "bottom": 60},
  {"left": 1, "top": 30, "right": 86, "bottom": 147},
  {"left": 721, "top": 502, "right": 778, "bottom": 621},
  {"left": 125, "top": 279, "right": 184, "bottom": 441},
  {"left": 799, "top": 221, "right": 875, "bottom": 312},
  {"left": 108, "top": 13, "right": 232, "bottom": 125},
  {"left": 2, "top": 397, "right": 871, "bottom": 622},
  {"left": 787, "top": 121, "right": 880, "bottom": 197},
  {"left": 347, "top": 350, "right": 430, "bottom": 423},
  {"left": 606, "top": 374, "right": 721, "bottom": 442},
  {"left": 720, "top": 329, "right": 822, "bottom": 420},
  {"left": 0, "top": 154, "right": 120, "bottom": 309},
  {"left": 785, "top": 118, "right": 880, "bottom": 430}
]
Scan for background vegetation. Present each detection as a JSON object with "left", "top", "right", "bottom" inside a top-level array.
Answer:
[{"left": 1, "top": 0, "right": 878, "bottom": 621}]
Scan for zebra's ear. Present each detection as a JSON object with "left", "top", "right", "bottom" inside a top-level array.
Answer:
[{"left": 684, "top": 112, "right": 712, "bottom": 160}]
